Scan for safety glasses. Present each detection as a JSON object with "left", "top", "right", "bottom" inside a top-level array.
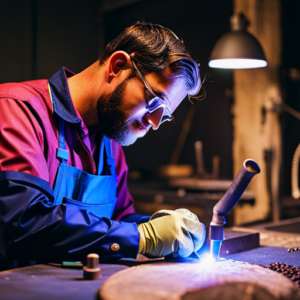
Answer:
[{"left": 131, "top": 58, "right": 174, "bottom": 127}]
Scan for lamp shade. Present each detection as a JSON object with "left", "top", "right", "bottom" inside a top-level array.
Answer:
[{"left": 209, "top": 14, "right": 267, "bottom": 69}]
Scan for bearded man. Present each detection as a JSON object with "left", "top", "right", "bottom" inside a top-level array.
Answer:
[{"left": 0, "top": 21, "right": 205, "bottom": 267}]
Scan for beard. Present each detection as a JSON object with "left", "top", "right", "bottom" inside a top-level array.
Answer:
[{"left": 97, "top": 77, "right": 145, "bottom": 146}]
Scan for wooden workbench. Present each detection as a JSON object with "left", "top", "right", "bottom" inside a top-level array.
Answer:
[{"left": 1, "top": 247, "right": 300, "bottom": 300}]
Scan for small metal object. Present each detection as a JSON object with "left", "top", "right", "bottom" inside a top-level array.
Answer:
[
  {"left": 110, "top": 243, "right": 120, "bottom": 252},
  {"left": 83, "top": 254, "right": 101, "bottom": 280}
]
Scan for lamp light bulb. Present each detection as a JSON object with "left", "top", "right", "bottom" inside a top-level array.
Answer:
[{"left": 209, "top": 58, "right": 267, "bottom": 69}]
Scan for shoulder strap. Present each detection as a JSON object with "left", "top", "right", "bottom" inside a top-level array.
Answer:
[
  {"left": 48, "top": 83, "right": 69, "bottom": 164},
  {"left": 103, "top": 136, "right": 116, "bottom": 176}
]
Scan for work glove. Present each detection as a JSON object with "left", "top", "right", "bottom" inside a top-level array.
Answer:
[
  {"left": 149, "top": 208, "right": 199, "bottom": 222},
  {"left": 138, "top": 208, "right": 206, "bottom": 258}
]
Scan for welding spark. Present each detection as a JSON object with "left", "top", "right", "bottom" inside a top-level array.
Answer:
[{"left": 198, "top": 253, "right": 216, "bottom": 268}]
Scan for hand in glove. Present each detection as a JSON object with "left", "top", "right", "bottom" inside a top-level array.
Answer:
[
  {"left": 138, "top": 209, "right": 206, "bottom": 258},
  {"left": 149, "top": 208, "right": 200, "bottom": 222}
]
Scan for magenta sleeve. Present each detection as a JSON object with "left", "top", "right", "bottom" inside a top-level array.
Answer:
[{"left": 111, "top": 141, "right": 136, "bottom": 221}]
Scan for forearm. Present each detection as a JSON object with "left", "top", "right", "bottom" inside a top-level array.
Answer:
[
  {"left": 0, "top": 171, "right": 139, "bottom": 262},
  {"left": 122, "top": 213, "right": 150, "bottom": 224}
]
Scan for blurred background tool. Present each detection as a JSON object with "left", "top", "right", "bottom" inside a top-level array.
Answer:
[{"left": 195, "top": 141, "right": 206, "bottom": 177}]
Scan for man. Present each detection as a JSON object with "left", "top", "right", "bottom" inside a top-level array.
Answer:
[{"left": 0, "top": 22, "right": 205, "bottom": 266}]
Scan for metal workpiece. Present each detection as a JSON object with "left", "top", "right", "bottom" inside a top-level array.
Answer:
[{"left": 211, "top": 159, "right": 261, "bottom": 225}]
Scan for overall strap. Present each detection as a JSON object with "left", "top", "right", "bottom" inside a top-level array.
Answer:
[
  {"left": 97, "top": 138, "right": 105, "bottom": 176},
  {"left": 56, "top": 118, "right": 69, "bottom": 164},
  {"left": 103, "top": 136, "right": 116, "bottom": 176},
  {"left": 48, "top": 83, "right": 69, "bottom": 165}
]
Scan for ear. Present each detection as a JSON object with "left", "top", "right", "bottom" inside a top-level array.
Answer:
[{"left": 108, "top": 51, "right": 131, "bottom": 83}]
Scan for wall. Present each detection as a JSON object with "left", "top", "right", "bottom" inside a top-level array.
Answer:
[
  {"left": 0, "top": 0, "right": 101, "bottom": 83},
  {"left": 232, "top": 0, "right": 282, "bottom": 224}
]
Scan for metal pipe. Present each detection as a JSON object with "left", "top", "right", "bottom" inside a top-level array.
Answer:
[
  {"left": 211, "top": 159, "right": 260, "bottom": 225},
  {"left": 209, "top": 159, "right": 260, "bottom": 259}
]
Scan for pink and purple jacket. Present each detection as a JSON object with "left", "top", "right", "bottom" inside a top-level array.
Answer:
[{"left": 0, "top": 68, "right": 148, "bottom": 263}]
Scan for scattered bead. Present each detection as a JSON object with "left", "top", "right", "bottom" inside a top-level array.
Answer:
[
  {"left": 287, "top": 247, "right": 300, "bottom": 252},
  {"left": 266, "top": 262, "right": 300, "bottom": 287},
  {"left": 283, "top": 271, "right": 289, "bottom": 276},
  {"left": 291, "top": 275, "right": 300, "bottom": 281}
]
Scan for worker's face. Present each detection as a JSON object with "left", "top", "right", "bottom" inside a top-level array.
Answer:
[{"left": 97, "top": 67, "right": 187, "bottom": 146}]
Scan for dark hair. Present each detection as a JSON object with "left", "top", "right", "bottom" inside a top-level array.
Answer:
[{"left": 100, "top": 21, "right": 201, "bottom": 98}]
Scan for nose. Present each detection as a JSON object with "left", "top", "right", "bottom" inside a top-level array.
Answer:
[{"left": 145, "top": 107, "right": 164, "bottom": 130}]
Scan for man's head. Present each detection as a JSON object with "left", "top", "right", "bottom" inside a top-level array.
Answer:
[{"left": 97, "top": 21, "right": 201, "bottom": 146}]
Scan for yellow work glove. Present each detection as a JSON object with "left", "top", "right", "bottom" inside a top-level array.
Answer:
[
  {"left": 138, "top": 208, "right": 206, "bottom": 258},
  {"left": 149, "top": 208, "right": 199, "bottom": 222}
]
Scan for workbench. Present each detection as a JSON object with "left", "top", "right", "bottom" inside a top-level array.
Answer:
[{"left": 1, "top": 246, "right": 300, "bottom": 300}]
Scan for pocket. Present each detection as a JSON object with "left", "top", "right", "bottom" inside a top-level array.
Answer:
[{"left": 64, "top": 197, "right": 116, "bottom": 219}]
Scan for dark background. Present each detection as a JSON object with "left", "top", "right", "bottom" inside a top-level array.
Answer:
[
  {"left": 281, "top": 0, "right": 300, "bottom": 197},
  {"left": 0, "top": 0, "right": 299, "bottom": 197}
]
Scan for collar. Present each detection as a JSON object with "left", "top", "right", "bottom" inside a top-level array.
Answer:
[{"left": 48, "top": 67, "right": 81, "bottom": 124}]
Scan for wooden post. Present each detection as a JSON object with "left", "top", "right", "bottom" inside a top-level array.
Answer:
[{"left": 232, "top": 0, "right": 282, "bottom": 224}]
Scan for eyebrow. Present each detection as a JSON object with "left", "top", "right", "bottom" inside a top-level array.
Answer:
[{"left": 153, "top": 89, "right": 171, "bottom": 106}]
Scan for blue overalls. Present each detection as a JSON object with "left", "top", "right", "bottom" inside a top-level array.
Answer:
[
  {"left": 0, "top": 68, "right": 142, "bottom": 267},
  {"left": 51, "top": 84, "right": 118, "bottom": 219}
]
